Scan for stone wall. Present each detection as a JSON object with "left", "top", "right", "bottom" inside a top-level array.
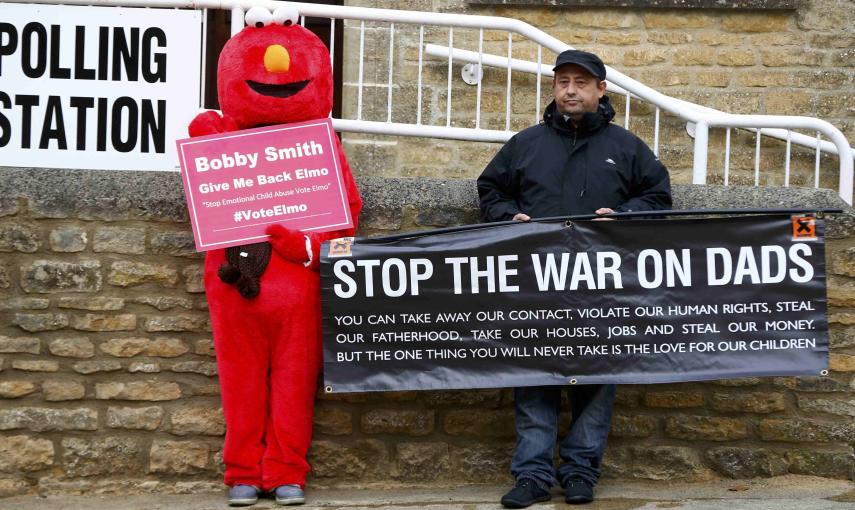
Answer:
[
  {"left": 1, "top": 166, "right": 855, "bottom": 497},
  {"left": 340, "top": 0, "right": 853, "bottom": 188}
]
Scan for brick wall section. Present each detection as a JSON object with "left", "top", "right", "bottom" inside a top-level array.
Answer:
[
  {"left": 340, "top": 0, "right": 853, "bottom": 188},
  {"left": 1, "top": 167, "right": 854, "bottom": 496}
]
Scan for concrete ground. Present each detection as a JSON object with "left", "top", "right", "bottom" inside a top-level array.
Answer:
[{"left": 1, "top": 475, "right": 853, "bottom": 510}]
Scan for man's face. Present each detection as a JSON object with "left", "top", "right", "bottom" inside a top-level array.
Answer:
[{"left": 552, "top": 64, "right": 607, "bottom": 121}]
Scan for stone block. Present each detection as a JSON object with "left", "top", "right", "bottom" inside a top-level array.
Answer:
[
  {"left": 444, "top": 409, "right": 514, "bottom": 438},
  {"left": 48, "top": 337, "right": 95, "bottom": 358},
  {"left": 673, "top": 49, "right": 715, "bottom": 66},
  {"left": 829, "top": 354, "right": 855, "bottom": 372},
  {"left": 773, "top": 375, "right": 849, "bottom": 392},
  {"left": 766, "top": 91, "right": 814, "bottom": 116},
  {"left": 12, "top": 360, "right": 59, "bottom": 372},
  {"left": 705, "top": 447, "right": 787, "bottom": 478},
  {"left": 194, "top": 339, "right": 216, "bottom": 357},
  {"left": 749, "top": 33, "right": 803, "bottom": 46},
  {"left": 787, "top": 450, "right": 854, "bottom": 479},
  {"left": 712, "top": 377, "right": 761, "bottom": 387},
  {"left": 598, "top": 32, "right": 641, "bottom": 46},
  {"left": 797, "top": 396, "right": 855, "bottom": 417},
  {"left": 0, "top": 407, "right": 97, "bottom": 431},
  {"left": 721, "top": 13, "right": 790, "bottom": 33},
  {"left": 647, "top": 31, "right": 691, "bottom": 45},
  {"left": 0, "top": 478, "right": 29, "bottom": 497},
  {"left": 710, "top": 392, "right": 786, "bottom": 413},
  {"left": 643, "top": 391, "right": 704, "bottom": 408},
  {"left": 146, "top": 337, "right": 189, "bottom": 357},
  {"left": 128, "top": 362, "right": 160, "bottom": 373},
  {"left": 395, "top": 442, "right": 450, "bottom": 481},
  {"left": 623, "top": 48, "right": 669, "bottom": 67},
  {"left": 0, "top": 435, "right": 54, "bottom": 472},
  {"left": 361, "top": 409, "right": 434, "bottom": 436},
  {"left": 108, "top": 261, "right": 178, "bottom": 287},
  {"left": 0, "top": 381, "right": 38, "bottom": 398},
  {"left": 758, "top": 419, "right": 855, "bottom": 442},
  {"left": 717, "top": 50, "right": 756, "bottom": 67},
  {"left": 450, "top": 442, "right": 512, "bottom": 483},
  {"left": 0, "top": 298, "right": 50, "bottom": 311},
  {"left": 665, "top": 416, "right": 748, "bottom": 441},
  {"left": 0, "top": 224, "right": 41, "bottom": 252},
  {"left": 13, "top": 313, "right": 69, "bottom": 332},
  {"left": 829, "top": 326, "right": 855, "bottom": 349},
  {"left": 95, "top": 381, "right": 182, "bottom": 401},
  {"left": 190, "top": 384, "right": 221, "bottom": 397},
  {"left": 308, "top": 439, "right": 388, "bottom": 479},
  {"left": 0, "top": 265, "right": 9, "bottom": 288},
  {"left": 182, "top": 264, "right": 205, "bottom": 293},
  {"left": 72, "top": 314, "right": 137, "bottom": 332},
  {"left": 144, "top": 315, "right": 210, "bottom": 333},
  {"left": 818, "top": 94, "right": 855, "bottom": 118},
  {"left": 93, "top": 227, "right": 146, "bottom": 254},
  {"left": 739, "top": 72, "right": 790, "bottom": 88},
  {"left": 150, "top": 230, "right": 199, "bottom": 258},
  {"left": 20, "top": 260, "right": 101, "bottom": 293},
  {"left": 62, "top": 437, "right": 142, "bottom": 476},
  {"left": 106, "top": 406, "right": 164, "bottom": 430},
  {"left": 831, "top": 48, "right": 855, "bottom": 67},
  {"left": 0, "top": 336, "right": 40, "bottom": 354},
  {"left": 605, "top": 445, "right": 709, "bottom": 481},
  {"left": 761, "top": 49, "right": 823, "bottom": 67},
  {"left": 610, "top": 414, "right": 657, "bottom": 438},
  {"left": 149, "top": 441, "right": 209, "bottom": 474},
  {"left": 170, "top": 361, "right": 217, "bottom": 377},
  {"left": 170, "top": 407, "right": 225, "bottom": 436},
  {"left": 72, "top": 360, "right": 122, "bottom": 374},
  {"left": 57, "top": 297, "right": 125, "bottom": 311},
  {"left": 49, "top": 226, "right": 87, "bottom": 252},
  {"left": 642, "top": 13, "right": 712, "bottom": 29},
  {"left": 421, "top": 389, "right": 502, "bottom": 407},
  {"left": 99, "top": 338, "right": 149, "bottom": 357},
  {"left": 133, "top": 296, "right": 193, "bottom": 311},
  {"left": 313, "top": 407, "right": 353, "bottom": 435},
  {"left": 42, "top": 381, "right": 86, "bottom": 401}
]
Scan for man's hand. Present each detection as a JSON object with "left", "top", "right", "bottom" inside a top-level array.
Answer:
[
  {"left": 593, "top": 208, "right": 615, "bottom": 221},
  {"left": 513, "top": 213, "right": 531, "bottom": 222}
]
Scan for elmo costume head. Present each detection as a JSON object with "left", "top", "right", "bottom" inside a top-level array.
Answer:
[{"left": 218, "top": 5, "right": 333, "bottom": 128}]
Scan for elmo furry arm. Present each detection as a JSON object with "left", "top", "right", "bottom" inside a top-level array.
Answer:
[
  {"left": 188, "top": 111, "right": 240, "bottom": 137},
  {"left": 266, "top": 138, "right": 362, "bottom": 271}
]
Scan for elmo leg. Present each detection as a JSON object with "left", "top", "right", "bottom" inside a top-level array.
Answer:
[
  {"left": 207, "top": 252, "right": 270, "bottom": 488},
  {"left": 261, "top": 291, "right": 322, "bottom": 490}
]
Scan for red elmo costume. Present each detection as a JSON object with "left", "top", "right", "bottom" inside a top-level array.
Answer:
[{"left": 188, "top": 11, "right": 361, "bottom": 491}]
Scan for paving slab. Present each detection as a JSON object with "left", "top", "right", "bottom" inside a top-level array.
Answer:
[{"left": 1, "top": 475, "right": 852, "bottom": 510}]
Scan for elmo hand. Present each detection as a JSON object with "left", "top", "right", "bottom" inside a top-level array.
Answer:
[
  {"left": 188, "top": 111, "right": 240, "bottom": 137},
  {"left": 266, "top": 224, "right": 321, "bottom": 270}
]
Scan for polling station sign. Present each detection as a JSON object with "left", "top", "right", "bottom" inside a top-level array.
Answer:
[
  {"left": 0, "top": 3, "right": 202, "bottom": 171},
  {"left": 321, "top": 215, "right": 828, "bottom": 393},
  {"left": 176, "top": 118, "right": 354, "bottom": 251}
]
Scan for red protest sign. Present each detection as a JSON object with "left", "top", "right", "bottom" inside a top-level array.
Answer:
[{"left": 176, "top": 118, "right": 353, "bottom": 251}]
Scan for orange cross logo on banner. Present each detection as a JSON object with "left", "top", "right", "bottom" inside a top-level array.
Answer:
[{"left": 792, "top": 215, "right": 816, "bottom": 240}]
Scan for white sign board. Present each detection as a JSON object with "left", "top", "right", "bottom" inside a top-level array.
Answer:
[{"left": 0, "top": 4, "right": 203, "bottom": 171}]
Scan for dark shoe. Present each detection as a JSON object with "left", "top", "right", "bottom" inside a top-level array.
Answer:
[
  {"left": 227, "top": 484, "right": 260, "bottom": 506},
  {"left": 563, "top": 478, "right": 593, "bottom": 504},
  {"left": 500, "top": 478, "right": 552, "bottom": 508}
]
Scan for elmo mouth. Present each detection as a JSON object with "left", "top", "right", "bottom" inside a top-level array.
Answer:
[{"left": 246, "top": 79, "right": 310, "bottom": 98}]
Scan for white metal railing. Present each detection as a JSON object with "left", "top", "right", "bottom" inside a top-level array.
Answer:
[{"left": 18, "top": 0, "right": 855, "bottom": 204}]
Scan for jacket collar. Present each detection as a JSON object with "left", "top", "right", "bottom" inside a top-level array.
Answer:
[{"left": 542, "top": 96, "right": 616, "bottom": 138}]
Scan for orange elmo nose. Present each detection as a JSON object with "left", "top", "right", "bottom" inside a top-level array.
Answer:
[{"left": 264, "top": 44, "right": 291, "bottom": 73}]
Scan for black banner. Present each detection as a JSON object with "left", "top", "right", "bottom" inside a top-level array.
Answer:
[{"left": 320, "top": 215, "right": 828, "bottom": 393}]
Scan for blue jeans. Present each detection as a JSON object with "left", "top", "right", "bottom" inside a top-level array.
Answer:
[{"left": 510, "top": 384, "right": 616, "bottom": 488}]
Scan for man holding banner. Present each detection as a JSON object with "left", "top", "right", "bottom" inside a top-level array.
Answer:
[{"left": 477, "top": 50, "right": 671, "bottom": 507}]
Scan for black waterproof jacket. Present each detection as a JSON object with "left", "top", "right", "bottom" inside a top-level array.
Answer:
[{"left": 477, "top": 97, "right": 672, "bottom": 222}]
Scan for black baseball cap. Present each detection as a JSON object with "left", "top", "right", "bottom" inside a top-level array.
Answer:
[{"left": 553, "top": 49, "right": 607, "bottom": 81}]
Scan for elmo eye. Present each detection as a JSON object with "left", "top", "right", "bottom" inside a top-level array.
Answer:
[
  {"left": 245, "top": 7, "right": 273, "bottom": 28},
  {"left": 272, "top": 5, "right": 299, "bottom": 26}
]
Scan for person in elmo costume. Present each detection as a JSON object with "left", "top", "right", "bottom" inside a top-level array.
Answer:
[{"left": 188, "top": 5, "right": 362, "bottom": 506}]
